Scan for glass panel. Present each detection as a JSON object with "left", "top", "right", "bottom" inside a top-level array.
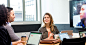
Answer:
[
  {"left": 10, "top": 0, "right": 23, "bottom": 21},
  {"left": 25, "top": 0, "right": 37, "bottom": 21},
  {"left": 0, "top": 0, "right": 7, "bottom": 7}
]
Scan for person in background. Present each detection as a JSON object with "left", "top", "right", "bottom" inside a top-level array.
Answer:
[
  {"left": 38, "top": 13, "right": 60, "bottom": 40},
  {"left": 4, "top": 7, "right": 26, "bottom": 45},
  {"left": 0, "top": 5, "right": 11, "bottom": 45},
  {"left": 82, "top": 33, "right": 86, "bottom": 37},
  {"left": 77, "top": 2, "right": 86, "bottom": 28}
]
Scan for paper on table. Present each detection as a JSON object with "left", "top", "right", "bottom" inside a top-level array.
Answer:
[{"left": 72, "top": 33, "right": 80, "bottom": 38}]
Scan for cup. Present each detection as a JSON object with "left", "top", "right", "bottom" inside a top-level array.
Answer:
[
  {"left": 21, "top": 36, "right": 26, "bottom": 45},
  {"left": 54, "top": 34, "right": 59, "bottom": 39}
]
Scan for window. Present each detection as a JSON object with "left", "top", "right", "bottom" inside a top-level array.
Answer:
[
  {"left": 10, "top": 0, "right": 23, "bottom": 21},
  {"left": 0, "top": 0, "right": 41, "bottom": 24},
  {"left": 0, "top": 0, "right": 7, "bottom": 7},
  {"left": 25, "top": 0, "right": 37, "bottom": 21}
]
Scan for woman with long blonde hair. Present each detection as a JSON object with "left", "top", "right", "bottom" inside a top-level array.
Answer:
[{"left": 39, "top": 13, "right": 59, "bottom": 40}]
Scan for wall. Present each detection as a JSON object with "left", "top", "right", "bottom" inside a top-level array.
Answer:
[{"left": 41, "top": 0, "right": 69, "bottom": 24}]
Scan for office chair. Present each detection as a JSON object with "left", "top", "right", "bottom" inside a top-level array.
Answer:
[{"left": 61, "top": 38, "right": 85, "bottom": 45}]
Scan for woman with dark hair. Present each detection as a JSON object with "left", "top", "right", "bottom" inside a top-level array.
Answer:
[
  {"left": 39, "top": 13, "right": 60, "bottom": 40},
  {"left": 0, "top": 5, "right": 11, "bottom": 45}
]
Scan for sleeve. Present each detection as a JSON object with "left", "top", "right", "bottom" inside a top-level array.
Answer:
[
  {"left": 38, "top": 27, "right": 42, "bottom": 32},
  {"left": 0, "top": 28, "right": 11, "bottom": 45},
  {"left": 5, "top": 25, "right": 20, "bottom": 42},
  {"left": 55, "top": 26, "right": 59, "bottom": 34}
]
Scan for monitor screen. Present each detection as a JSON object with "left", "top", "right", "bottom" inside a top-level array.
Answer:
[
  {"left": 27, "top": 32, "right": 42, "bottom": 45},
  {"left": 70, "top": 0, "right": 86, "bottom": 28}
]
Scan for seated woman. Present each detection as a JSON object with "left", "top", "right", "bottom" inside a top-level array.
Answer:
[{"left": 39, "top": 13, "right": 60, "bottom": 40}]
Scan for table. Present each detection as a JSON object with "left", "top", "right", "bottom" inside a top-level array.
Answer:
[
  {"left": 39, "top": 42, "right": 86, "bottom": 45},
  {"left": 39, "top": 33, "right": 86, "bottom": 45},
  {"left": 39, "top": 43, "right": 59, "bottom": 45}
]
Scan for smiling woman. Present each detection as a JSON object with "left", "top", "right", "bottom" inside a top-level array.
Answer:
[{"left": 38, "top": 13, "right": 59, "bottom": 40}]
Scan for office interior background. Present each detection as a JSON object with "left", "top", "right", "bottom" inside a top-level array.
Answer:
[{"left": 0, "top": 0, "right": 84, "bottom": 33}]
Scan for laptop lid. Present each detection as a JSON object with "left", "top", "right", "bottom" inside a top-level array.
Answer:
[
  {"left": 79, "top": 31, "right": 86, "bottom": 38},
  {"left": 59, "top": 33, "right": 70, "bottom": 41},
  {"left": 27, "top": 32, "right": 42, "bottom": 45},
  {"left": 61, "top": 30, "right": 73, "bottom": 35}
]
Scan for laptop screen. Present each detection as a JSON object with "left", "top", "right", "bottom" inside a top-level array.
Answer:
[
  {"left": 27, "top": 32, "right": 42, "bottom": 45},
  {"left": 59, "top": 33, "right": 70, "bottom": 41},
  {"left": 79, "top": 31, "right": 86, "bottom": 38}
]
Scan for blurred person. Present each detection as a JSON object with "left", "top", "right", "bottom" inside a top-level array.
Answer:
[
  {"left": 38, "top": 13, "right": 60, "bottom": 40},
  {"left": 82, "top": 33, "right": 86, "bottom": 37},
  {"left": 0, "top": 5, "right": 11, "bottom": 45},
  {"left": 4, "top": 7, "right": 27, "bottom": 45},
  {"left": 77, "top": 2, "right": 86, "bottom": 28}
]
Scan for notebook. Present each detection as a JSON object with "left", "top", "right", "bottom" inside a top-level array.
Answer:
[
  {"left": 58, "top": 33, "right": 70, "bottom": 41},
  {"left": 27, "top": 32, "right": 42, "bottom": 45},
  {"left": 79, "top": 31, "right": 86, "bottom": 38}
]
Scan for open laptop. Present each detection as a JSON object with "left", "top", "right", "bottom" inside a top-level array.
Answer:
[
  {"left": 61, "top": 30, "right": 73, "bottom": 38},
  {"left": 27, "top": 32, "right": 42, "bottom": 45},
  {"left": 79, "top": 31, "right": 86, "bottom": 38},
  {"left": 58, "top": 33, "right": 70, "bottom": 41}
]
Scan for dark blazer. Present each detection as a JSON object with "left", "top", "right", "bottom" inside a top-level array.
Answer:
[
  {"left": 0, "top": 26, "right": 11, "bottom": 45},
  {"left": 39, "top": 26, "right": 59, "bottom": 40}
]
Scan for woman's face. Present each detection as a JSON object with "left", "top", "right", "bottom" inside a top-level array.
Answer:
[
  {"left": 80, "top": 5, "right": 86, "bottom": 19},
  {"left": 44, "top": 15, "right": 50, "bottom": 24}
]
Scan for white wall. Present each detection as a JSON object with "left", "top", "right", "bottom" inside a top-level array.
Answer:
[{"left": 41, "top": 0, "right": 70, "bottom": 24}]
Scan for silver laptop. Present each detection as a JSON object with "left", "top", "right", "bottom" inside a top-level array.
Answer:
[
  {"left": 58, "top": 33, "right": 70, "bottom": 41},
  {"left": 61, "top": 30, "right": 73, "bottom": 38},
  {"left": 27, "top": 32, "right": 42, "bottom": 45}
]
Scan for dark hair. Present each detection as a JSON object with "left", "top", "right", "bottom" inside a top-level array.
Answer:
[
  {"left": 6, "top": 7, "right": 13, "bottom": 12},
  {"left": 81, "top": 18, "right": 86, "bottom": 25},
  {"left": 0, "top": 5, "right": 8, "bottom": 26}
]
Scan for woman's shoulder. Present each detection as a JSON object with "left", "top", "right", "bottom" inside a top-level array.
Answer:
[
  {"left": 39, "top": 27, "right": 45, "bottom": 30},
  {"left": 0, "top": 26, "right": 6, "bottom": 30},
  {"left": 0, "top": 26, "right": 8, "bottom": 34},
  {"left": 53, "top": 25, "right": 57, "bottom": 28},
  {"left": 38, "top": 27, "right": 46, "bottom": 32}
]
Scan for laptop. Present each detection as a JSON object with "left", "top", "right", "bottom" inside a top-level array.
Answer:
[
  {"left": 58, "top": 33, "right": 70, "bottom": 41},
  {"left": 79, "top": 31, "right": 86, "bottom": 38},
  {"left": 27, "top": 32, "right": 42, "bottom": 45},
  {"left": 61, "top": 30, "right": 73, "bottom": 38}
]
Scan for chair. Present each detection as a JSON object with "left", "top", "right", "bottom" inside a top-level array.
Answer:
[{"left": 61, "top": 38, "right": 85, "bottom": 45}]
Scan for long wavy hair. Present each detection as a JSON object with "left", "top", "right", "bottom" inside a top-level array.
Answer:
[{"left": 43, "top": 13, "right": 55, "bottom": 32}]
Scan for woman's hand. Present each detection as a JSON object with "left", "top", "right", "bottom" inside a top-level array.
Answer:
[{"left": 48, "top": 33, "right": 54, "bottom": 39}]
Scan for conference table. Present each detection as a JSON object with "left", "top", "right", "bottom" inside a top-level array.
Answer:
[
  {"left": 39, "top": 43, "right": 86, "bottom": 45},
  {"left": 39, "top": 33, "right": 86, "bottom": 45},
  {"left": 15, "top": 32, "right": 86, "bottom": 45},
  {"left": 39, "top": 43, "right": 59, "bottom": 45}
]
